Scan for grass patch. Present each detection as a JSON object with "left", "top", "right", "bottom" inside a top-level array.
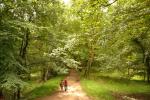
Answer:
[
  {"left": 22, "top": 76, "right": 64, "bottom": 100},
  {"left": 81, "top": 76, "right": 150, "bottom": 100},
  {"left": 81, "top": 79, "right": 114, "bottom": 100}
]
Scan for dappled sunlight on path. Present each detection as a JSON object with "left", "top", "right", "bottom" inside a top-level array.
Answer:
[{"left": 36, "top": 70, "right": 92, "bottom": 100}]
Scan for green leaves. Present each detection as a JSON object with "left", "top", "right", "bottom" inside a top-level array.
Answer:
[
  {"left": 0, "top": 0, "right": 64, "bottom": 96},
  {"left": 49, "top": 35, "right": 80, "bottom": 69},
  {"left": 0, "top": 0, "right": 149, "bottom": 96},
  {"left": 1, "top": 73, "right": 27, "bottom": 92}
]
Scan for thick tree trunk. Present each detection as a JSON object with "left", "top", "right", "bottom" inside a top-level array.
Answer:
[
  {"left": 146, "top": 56, "right": 150, "bottom": 82},
  {"left": 45, "top": 69, "right": 49, "bottom": 81},
  {"left": 20, "top": 29, "right": 30, "bottom": 59},
  {"left": 147, "top": 68, "right": 150, "bottom": 82},
  {"left": 17, "top": 88, "right": 20, "bottom": 100},
  {"left": 42, "top": 68, "right": 49, "bottom": 81},
  {"left": 84, "top": 44, "right": 94, "bottom": 77}
]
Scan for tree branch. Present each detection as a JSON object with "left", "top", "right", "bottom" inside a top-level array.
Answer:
[{"left": 102, "top": 0, "right": 118, "bottom": 7}]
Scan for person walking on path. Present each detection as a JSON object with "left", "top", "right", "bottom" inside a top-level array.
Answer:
[
  {"left": 64, "top": 79, "right": 68, "bottom": 91},
  {"left": 60, "top": 80, "right": 64, "bottom": 91}
]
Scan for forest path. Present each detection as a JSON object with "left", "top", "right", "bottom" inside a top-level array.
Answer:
[{"left": 36, "top": 70, "right": 92, "bottom": 100}]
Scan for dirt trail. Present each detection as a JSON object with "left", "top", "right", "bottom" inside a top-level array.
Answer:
[{"left": 36, "top": 70, "right": 92, "bottom": 100}]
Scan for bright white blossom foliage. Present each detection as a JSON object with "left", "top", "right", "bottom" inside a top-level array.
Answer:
[{"left": 47, "top": 35, "right": 80, "bottom": 69}]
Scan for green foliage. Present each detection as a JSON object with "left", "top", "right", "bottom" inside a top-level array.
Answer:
[
  {"left": 1, "top": 74, "right": 27, "bottom": 92},
  {"left": 1, "top": 0, "right": 150, "bottom": 98},
  {"left": 0, "top": 29, "right": 25, "bottom": 91},
  {"left": 0, "top": 0, "right": 65, "bottom": 97}
]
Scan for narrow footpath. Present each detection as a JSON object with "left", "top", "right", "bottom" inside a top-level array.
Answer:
[{"left": 36, "top": 70, "right": 92, "bottom": 100}]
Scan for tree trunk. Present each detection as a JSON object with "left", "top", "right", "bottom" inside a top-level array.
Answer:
[
  {"left": 146, "top": 55, "right": 150, "bottom": 82},
  {"left": 13, "top": 92, "right": 17, "bottom": 100},
  {"left": 144, "top": 69, "right": 146, "bottom": 81},
  {"left": 42, "top": 68, "right": 46, "bottom": 81},
  {"left": 45, "top": 69, "right": 49, "bottom": 81},
  {"left": 42, "top": 68, "right": 49, "bottom": 81},
  {"left": 0, "top": 90, "right": 4, "bottom": 100},
  {"left": 17, "top": 88, "right": 20, "bottom": 100},
  {"left": 20, "top": 29, "right": 30, "bottom": 59},
  {"left": 16, "top": 28, "right": 30, "bottom": 99},
  {"left": 84, "top": 44, "right": 94, "bottom": 77},
  {"left": 128, "top": 68, "right": 130, "bottom": 76}
]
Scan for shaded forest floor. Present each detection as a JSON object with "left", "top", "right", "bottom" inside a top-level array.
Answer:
[{"left": 36, "top": 70, "right": 91, "bottom": 100}]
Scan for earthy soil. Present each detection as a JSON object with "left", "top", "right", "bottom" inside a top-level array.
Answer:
[{"left": 36, "top": 70, "right": 92, "bottom": 100}]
